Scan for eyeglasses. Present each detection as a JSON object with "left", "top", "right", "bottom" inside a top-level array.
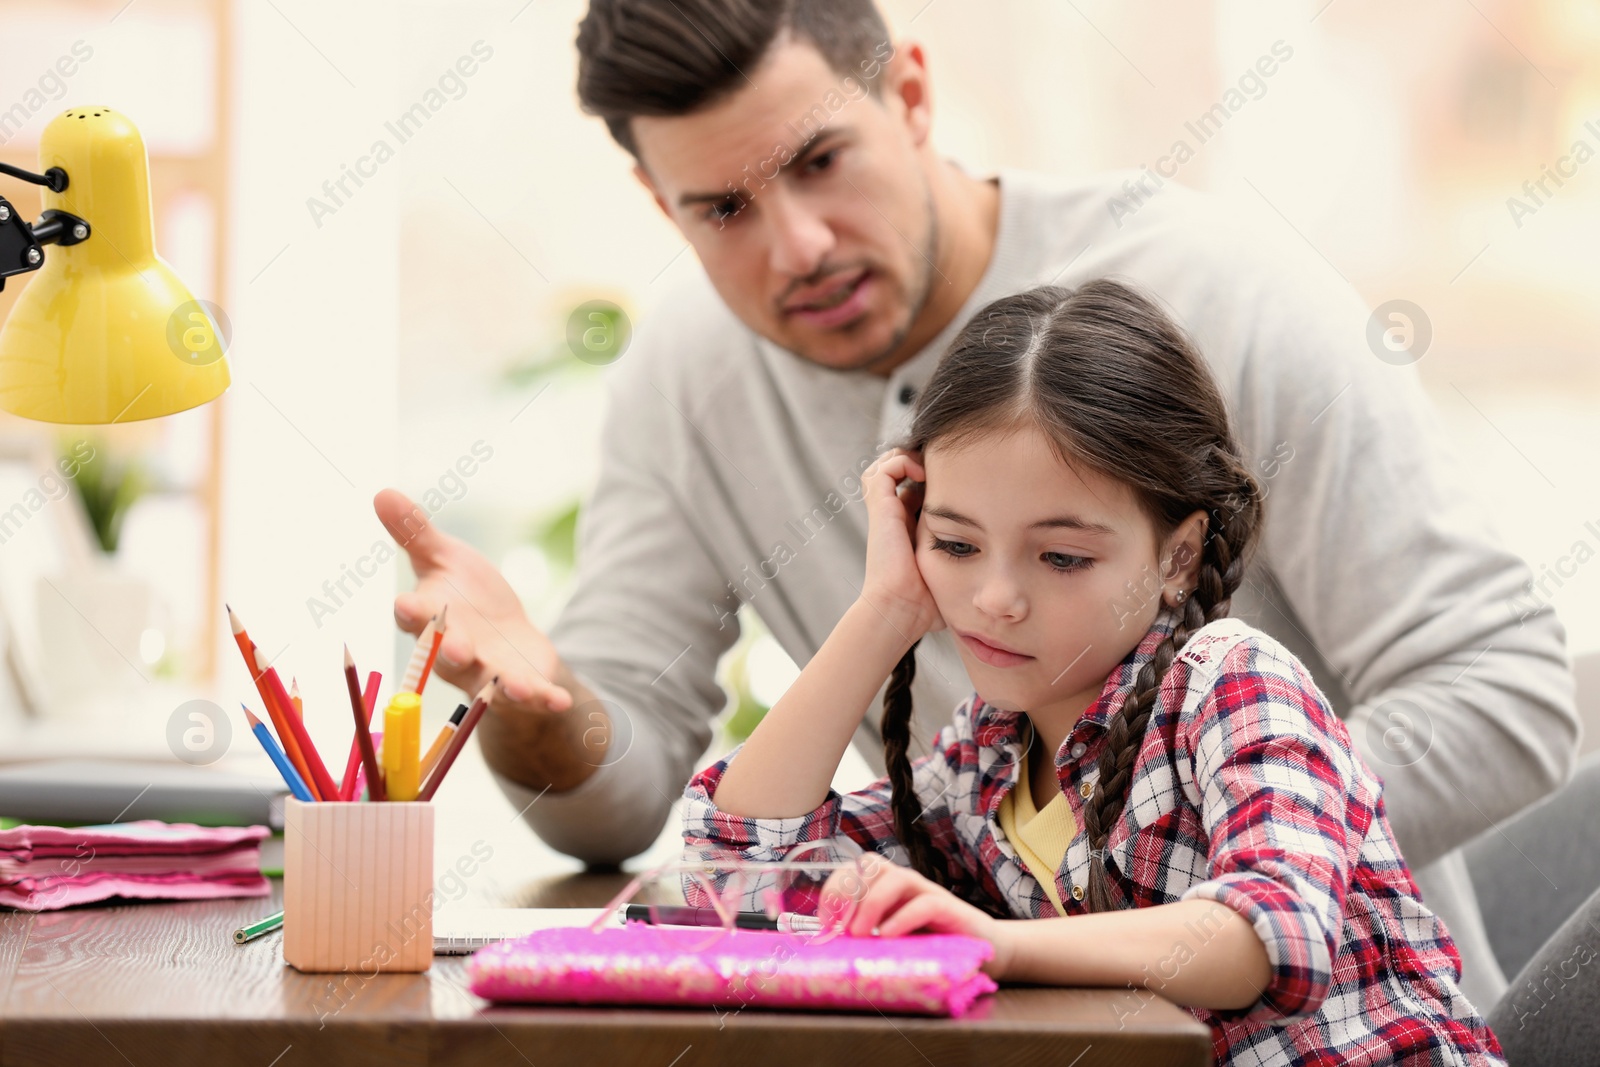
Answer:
[{"left": 592, "top": 839, "right": 877, "bottom": 951}]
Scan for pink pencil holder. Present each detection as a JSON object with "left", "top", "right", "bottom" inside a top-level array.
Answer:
[{"left": 282, "top": 798, "right": 435, "bottom": 973}]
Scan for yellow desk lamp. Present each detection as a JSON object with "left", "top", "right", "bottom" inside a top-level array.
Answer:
[{"left": 0, "top": 106, "right": 230, "bottom": 424}]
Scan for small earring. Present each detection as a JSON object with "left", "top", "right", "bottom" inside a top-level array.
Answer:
[{"left": 1174, "top": 589, "right": 1186, "bottom": 603}]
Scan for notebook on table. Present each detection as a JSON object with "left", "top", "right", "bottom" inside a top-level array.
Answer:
[
  {"left": 432, "top": 906, "right": 607, "bottom": 954},
  {"left": 0, "top": 820, "right": 271, "bottom": 910}
]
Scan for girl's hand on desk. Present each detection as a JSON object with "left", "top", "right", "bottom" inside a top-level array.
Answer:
[
  {"left": 859, "top": 450, "right": 945, "bottom": 641},
  {"left": 823, "top": 859, "right": 1015, "bottom": 980}
]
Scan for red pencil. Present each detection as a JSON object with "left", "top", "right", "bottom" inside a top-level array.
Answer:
[
  {"left": 343, "top": 646, "right": 385, "bottom": 803},
  {"left": 417, "top": 678, "right": 494, "bottom": 801},
  {"left": 228, "top": 606, "right": 320, "bottom": 801},
  {"left": 339, "top": 670, "right": 381, "bottom": 800},
  {"left": 254, "top": 645, "right": 340, "bottom": 802}
]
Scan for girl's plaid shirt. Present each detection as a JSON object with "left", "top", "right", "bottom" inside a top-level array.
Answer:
[{"left": 683, "top": 609, "right": 1506, "bottom": 1066}]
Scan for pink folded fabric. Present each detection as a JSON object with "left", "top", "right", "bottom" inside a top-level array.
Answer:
[
  {"left": 0, "top": 821, "right": 270, "bottom": 911},
  {"left": 467, "top": 924, "right": 998, "bottom": 1017}
]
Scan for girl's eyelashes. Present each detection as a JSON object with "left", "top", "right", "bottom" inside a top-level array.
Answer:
[
  {"left": 928, "top": 536, "right": 975, "bottom": 558},
  {"left": 1042, "top": 551, "right": 1092, "bottom": 573},
  {"left": 927, "top": 537, "right": 1093, "bottom": 574}
]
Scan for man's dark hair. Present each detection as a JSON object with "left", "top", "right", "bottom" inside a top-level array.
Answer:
[{"left": 576, "top": 0, "right": 894, "bottom": 158}]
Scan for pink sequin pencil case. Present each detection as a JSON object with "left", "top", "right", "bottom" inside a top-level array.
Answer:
[{"left": 466, "top": 924, "right": 998, "bottom": 1017}]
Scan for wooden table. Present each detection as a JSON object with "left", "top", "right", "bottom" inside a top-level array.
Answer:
[{"left": 0, "top": 870, "right": 1213, "bottom": 1066}]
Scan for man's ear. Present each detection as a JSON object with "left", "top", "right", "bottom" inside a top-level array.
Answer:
[
  {"left": 1161, "top": 508, "right": 1208, "bottom": 598},
  {"left": 881, "top": 40, "right": 932, "bottom": 147}
]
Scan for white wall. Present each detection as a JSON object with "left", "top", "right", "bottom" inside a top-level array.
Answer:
[{"left": 220, "top": 0, "right": 401, "bottom": 764}]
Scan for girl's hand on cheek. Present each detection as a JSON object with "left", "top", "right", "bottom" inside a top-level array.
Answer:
[
  {"left": 822, "top": 858, "right": 1015, "bottom": 981},
  {"left": 860, "top": 449, "right": 945, "bottom": 640}
]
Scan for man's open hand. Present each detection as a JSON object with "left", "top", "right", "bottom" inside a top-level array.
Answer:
[{"left": 374, "top": 488, "right": 603, "bottom": 790}]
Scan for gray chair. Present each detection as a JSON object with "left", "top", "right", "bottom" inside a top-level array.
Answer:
[
  {"left": 1464, "top": 649, "right": 1600, "bottom": 1063},
  {"left": 1466, "top": 746, "right": 1600, "bottom": 980},
  {"left": 1487, "top": 880, "right": 1600, "bottom": 1065}
]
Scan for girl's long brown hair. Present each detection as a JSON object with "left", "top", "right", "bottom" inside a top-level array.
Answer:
[{"left": 884, "top": 279, "right": 1264, "bottom": 912}]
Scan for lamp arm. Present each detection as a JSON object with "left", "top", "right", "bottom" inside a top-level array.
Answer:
[
  {"left": 0, "top": 163, "right": 89, "bottom": 291},
  {"left": 27, "top": 210, "right": 91, "bottom": 248},
  {"left": 0, "top": 162, "right": 68, "bottom": 193}
]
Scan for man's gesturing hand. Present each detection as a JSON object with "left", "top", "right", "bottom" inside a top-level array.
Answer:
[{"left": 374, "top": 488, "right": 603, "bottom": 791}]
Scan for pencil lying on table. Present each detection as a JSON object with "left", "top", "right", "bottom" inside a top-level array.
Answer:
[
  {"left": 417, "top": 679, "right": 494, "bottom": 801},
  {"left": 234, "top": 910, "right": 284, "bottom": 945}
]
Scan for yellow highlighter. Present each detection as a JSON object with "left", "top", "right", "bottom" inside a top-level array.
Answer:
[{"left": 383, "top": 692, "right": 423, "bottom": 801}]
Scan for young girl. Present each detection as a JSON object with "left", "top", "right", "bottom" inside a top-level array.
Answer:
[{"left": 682, "top": 279, "right": 1505, "bottom": 1065}]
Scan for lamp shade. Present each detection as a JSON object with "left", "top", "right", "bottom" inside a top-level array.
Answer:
[{"left": 0, "top": 107, "right": 229, "bottom": 424}]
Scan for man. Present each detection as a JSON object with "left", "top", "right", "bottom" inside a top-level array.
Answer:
[{"left": 374, "top": 0, "right": 1576, "bottom": 1008}]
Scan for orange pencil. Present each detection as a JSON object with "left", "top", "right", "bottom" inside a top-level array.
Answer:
[
  {"left": 227, "top": 606, "right": 320, "bottom": 800},
  {"left": 417, "top": 603, "right": 447, "bottom": 695},
  {"left": 417, "top": 679, "right": 494, "bottom": 802},
  {"left": 254, "top": 645, "right": 341, "bottom": 802},
  {"left": 289, "top": 677, "right": 303, "bottom": 719},
  {"left": 419, "top": 703, "right": 468, "bottom": 780},
  {"left": 400, "top": 612, "right": 438, "bottom": 694}
]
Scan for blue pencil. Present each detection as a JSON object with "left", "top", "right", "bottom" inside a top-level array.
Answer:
[{"left": 242, "top": 703, "right": 315, "bottom": 802}]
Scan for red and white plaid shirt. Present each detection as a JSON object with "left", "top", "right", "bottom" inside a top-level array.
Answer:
[{"left": 684, "top": 609, "right": 1505, "bottom": 1066}]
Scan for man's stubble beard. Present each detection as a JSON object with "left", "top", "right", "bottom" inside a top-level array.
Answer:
[
  {"left": 855, "top": 173, "right": 940, "bottom": 375},
  {"left": 789, "top": 172, "right": 940, "bottom": 376}
]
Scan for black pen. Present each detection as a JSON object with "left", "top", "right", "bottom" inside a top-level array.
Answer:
[{"left": 622, "top": 904, "right": 821, "bottom": 933}]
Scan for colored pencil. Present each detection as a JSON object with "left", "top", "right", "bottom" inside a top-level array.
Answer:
[
  {"left": 344, "top": 646, "right": 385, "bottom": 803},
  {"left": 339, "top": 669, "right": 381, "bottom": 801},
  {"left": 241, "top": 704, "right": 313, "bottom": 803},
  {"left": 257, "top": 659, "right": 323, "bottom": 801},
  {"left": 254, "top": 645, "right": 341, "bottom": 802},
  {"left": 354, "top": 732, "right": 383, "bottom": 800},
  {"left": 417, "top": 679, "right": 494, "bottom": 801},
  {"left": 228, "top": 606, "right": 319, "bottom": 800},
  {"left": 234, "top": 910, "right": 284, "bottom": 945},
  {"left": 417, "top": 604, "right": 446, "bottom": 695},
  {"left": 420, "top": 703, "right": 468, "bottom": 780},
  {"left": 289, "top": 677, "right": 302, "bottom": 719},
  {"left": 400, "top": 612, "right": 438, "bottom": 693}
]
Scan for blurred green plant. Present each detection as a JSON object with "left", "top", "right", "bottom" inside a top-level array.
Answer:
[
  {"left": 503, "top": 287, "right": 774, "bottom": 748},
  {"left": 525, "top": 497, "right": 775, "bottom": 744},
  {"left": 529, "top": 499, "right": 581, "bottom": 574},
  {"left": 722, "top": 647, "right": 770, "bottom": 742},
  {"left": 64, "top": 439, "right": 148, "bottom": 554},
  {"left": 503, "top": 296, "right": 634, "bottom": 388},
  {"left": 502, "top": 339, "right": 589, "bottom": 391},
  {"left": 720, "top": 613, "right": 780, "bottom": 743}
]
